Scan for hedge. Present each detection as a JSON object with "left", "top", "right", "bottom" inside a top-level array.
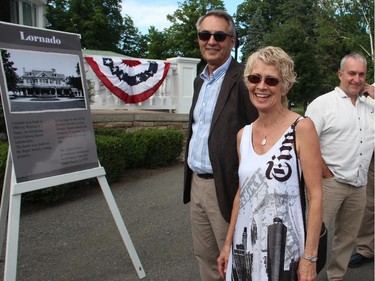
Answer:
[{"left": 0, "top": 128, "right": 183, "bottom": 203}]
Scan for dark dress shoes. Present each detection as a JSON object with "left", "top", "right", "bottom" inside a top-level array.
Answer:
[{"left": 348, "top": 253, "right": 374, "bottom": 268}]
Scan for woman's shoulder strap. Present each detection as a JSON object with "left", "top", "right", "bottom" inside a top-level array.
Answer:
[{"left": 292, "top": 115, "right": 307, "bottom": 128}]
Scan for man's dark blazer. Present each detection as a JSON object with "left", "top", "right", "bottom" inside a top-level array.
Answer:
[{"left": 183, "top": 58, "right": 258, "bottom": 223}]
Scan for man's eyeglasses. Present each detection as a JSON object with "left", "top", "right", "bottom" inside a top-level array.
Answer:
[
  {"left": 247, "top": 75, "right": 281, "bottom": 87},
  {"left": 198, "top": 31, "right": 233, "bottom": 42}
]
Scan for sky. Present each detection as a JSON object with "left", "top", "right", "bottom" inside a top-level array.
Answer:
[
  {"left": 121, "top": 0, "right": 244, "bottom": 34},
  {"left": 7, "top": 49, "right": 80, "bottom": 77}
]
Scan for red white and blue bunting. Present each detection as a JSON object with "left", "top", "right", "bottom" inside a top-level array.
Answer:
[{"left": 85, "top": 56, "right": 170, "bottom": 103}]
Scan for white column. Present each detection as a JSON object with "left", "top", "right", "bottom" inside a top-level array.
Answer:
[
  {"left": 166, "top": 57, "right": 200, "bottom": 114},
  {"left": 35, "top": 1, "right": 47, "bottom": 28}
]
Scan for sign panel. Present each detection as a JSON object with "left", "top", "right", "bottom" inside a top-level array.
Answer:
[{"left": 0, "top": 22, "right": 99, "bottom": 183}]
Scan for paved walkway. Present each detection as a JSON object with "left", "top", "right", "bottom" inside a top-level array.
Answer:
[{"left": 0, "top": 164, "right": 373, "bottom": 280}]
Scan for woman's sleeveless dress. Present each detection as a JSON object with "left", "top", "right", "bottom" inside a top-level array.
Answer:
[{"left": 225, "top": 122, "right": 305, "bottom": 281}]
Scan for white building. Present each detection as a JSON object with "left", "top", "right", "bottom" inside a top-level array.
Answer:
[
  {"left": 17, "top": 68, "right": 75, "bottom": 97},
  {"left": 3, "top": 0, "right": 47, "bottom": 28}
]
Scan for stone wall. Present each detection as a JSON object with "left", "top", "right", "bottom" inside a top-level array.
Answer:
[
  {"left": 91, "top": 109, "right": 190, "bottom": 149},
  {"left": 92, "top": 109, "right": 189, "bottom": 132}
]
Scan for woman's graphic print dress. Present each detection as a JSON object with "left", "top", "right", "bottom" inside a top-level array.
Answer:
[{"left": 225, "top": 122, "right": 305, "bottom": 281}]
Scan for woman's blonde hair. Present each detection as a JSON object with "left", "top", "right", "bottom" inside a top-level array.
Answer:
[{"left": 244, "top": 46, "right": 297, "bottom": 94}]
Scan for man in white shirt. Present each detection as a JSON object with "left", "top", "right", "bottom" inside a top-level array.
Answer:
[{"left": 305, "top": 54, "right": 374, "bottom": 280}]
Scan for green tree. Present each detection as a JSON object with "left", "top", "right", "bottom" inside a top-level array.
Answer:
[
  {"left": 66, "top": 63, "right": 82, "bottom": 93},
  {"left": 237, "top": 0, "right": 373, "bottom": 103},
  {"left": 238, "top": 0, "right": 322, "bottom": 103},
  {"left": 144, "top": 26, "right": 173, "bottom": 60},
  {"left": 264, "top": 0, "right": 323, "bottom": 103},
  {"left": 237, "top": 5, "right": 267, "bottom": 63},
  {"left": 46, "top": 0, "right": 125, "bottom": 52},
  {"left": 236, "top": 0, "right": 285, "bottom": 61},
  {"left": 0, "top": 49, "right": 18, "bottom": 136},
  {"left": 315, "top": 0, "right": 374, "bottom": 87},
  {"left": 263, "top": 19, "right": 323, "bottom": 103},
  {"left": 120, "top": 15, "right": 147, "bottom": 57},
  {"left": 45, "top": 0, "right": 71, "bottom": 31},
  {"left": 1, "top": 50, "right": 20, "bottom": 92}
]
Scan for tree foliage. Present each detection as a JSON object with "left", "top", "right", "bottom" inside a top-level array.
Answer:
[
  {"left": 143, "top": 26, "right": 173, "bottom": 60},
  {"left": 47, "top": 0, "right": 125, "bottom": 52},
  {"left": 237, "top": 5, "right": 267, "bottom": 60},
  {"left": 120, "top": 15, "right": 147, "bottom": 57},
  {"left": 236, "top": 0, "right": 374, "bottom": 103},
  {"left": 314, "top": 0, "right": 374, "bottom": 86},
  {"left": 1, "top": 50, "right": 20, "bottom": 92}
]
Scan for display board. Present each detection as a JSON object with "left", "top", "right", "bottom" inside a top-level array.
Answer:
[{"left": 0, "top": 21, "right": 98, "bottom": 183}]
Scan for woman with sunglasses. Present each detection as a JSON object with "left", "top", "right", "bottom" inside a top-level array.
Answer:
[{"left": 217, "top": 46, "right": 323, "bottom": 281}]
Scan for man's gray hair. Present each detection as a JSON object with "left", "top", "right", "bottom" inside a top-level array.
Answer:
[
  {"left": 196, "top": 9, "right": 236, "bottom": 37},
  {"left": 340, "top": 53, "right": 367, "bottom": 70}
]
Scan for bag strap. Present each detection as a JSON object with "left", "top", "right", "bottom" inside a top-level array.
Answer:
[{"left": 292, "top": 116, "right": 307, "bottom": 235}]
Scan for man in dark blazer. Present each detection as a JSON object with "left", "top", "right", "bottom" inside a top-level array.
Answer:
[{"left": 183, "top": 10, "right": 258, "bottom": 281}]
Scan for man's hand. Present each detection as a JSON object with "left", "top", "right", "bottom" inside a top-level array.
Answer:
[{"left": 362, "top": 83, "right": 375, "bottom": 99}]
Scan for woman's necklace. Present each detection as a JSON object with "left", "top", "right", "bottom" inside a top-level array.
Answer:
[
  {"left": 261, "top": 135, "right": 267, "bottom": 146},
  {"left": 259, "top": 118, "right": 279, "bottom": 146}
]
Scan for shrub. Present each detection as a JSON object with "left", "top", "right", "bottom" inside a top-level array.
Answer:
[
  {"left": 95, "top": 128, "right": 183, "bottom": 169},
  {"left": 95, "top": 134, "right": 126, "bottom": 183},
  {"left": 23, "top": 184, "right": 73, "bottom": 203},
  {"left": 94, "top": 128, "right": 124, "bottom": 138},
  {"left": 0, "top": 141, "right": 8, "bottom": 187},
  {"left": 121, "top": 132, "right": 148, "bottom": 168},
  {"left": 139, "top": 129, "right": 183, "bottom": 168},
  {"left": 0, "top": 128, "right": 184, "bottom": 203}
]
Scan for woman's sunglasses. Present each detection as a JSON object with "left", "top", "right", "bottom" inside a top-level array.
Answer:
[
  {"left": 247, "top": 75, "right": 281, "bottom": 86},
  {"left": 198, "top": 31, "right": 232, "bottom": 42}
]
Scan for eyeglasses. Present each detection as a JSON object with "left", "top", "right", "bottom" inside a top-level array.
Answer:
[
  {"left": 247, "top": 75, "right": 281, "bottom": 86},
  {"left": 198, "top": 31, "right": 233, "bottom": 42}
]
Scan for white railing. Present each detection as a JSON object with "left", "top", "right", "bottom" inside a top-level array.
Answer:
[{"left": 83, "top": 56, "right": 200, "bottom": 114}]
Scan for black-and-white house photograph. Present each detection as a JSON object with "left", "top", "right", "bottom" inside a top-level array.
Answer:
[{"left": 1, "top": 49, "right": 87, "bottom": 112}]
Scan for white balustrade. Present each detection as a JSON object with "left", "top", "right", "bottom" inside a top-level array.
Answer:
[{"left": 83, "top": 55, "right": 200, "bottom": 114}]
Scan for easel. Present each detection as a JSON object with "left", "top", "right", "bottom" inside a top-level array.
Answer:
[{"left": 0, "top": 149, "right": 146, "bottom": 280}]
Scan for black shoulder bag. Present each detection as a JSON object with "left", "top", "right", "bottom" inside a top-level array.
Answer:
[{"left": 292, "top": 117, "right": 327, "bottom": 274}]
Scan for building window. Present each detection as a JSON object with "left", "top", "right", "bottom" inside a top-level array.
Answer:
[
  {"left": 22, "top": 1, "right": 36, "bottom": 26},
  {"left": 10, "top": 0, "right": 38, "bottom": 27},
  {"left": 10, "top": 0, "right": 19, "bottom": 24}
]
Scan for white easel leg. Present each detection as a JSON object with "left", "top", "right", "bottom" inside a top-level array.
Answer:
[
  {"left": 3, "top": 192, "right": 21, "bottom": 281},
  {"left": 97, "top": 175, "right": 146, "bottom": 279}
]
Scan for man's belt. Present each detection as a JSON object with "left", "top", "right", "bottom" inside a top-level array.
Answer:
[{"left": 197, "top": 173, "right": 214, "bottom": 179}]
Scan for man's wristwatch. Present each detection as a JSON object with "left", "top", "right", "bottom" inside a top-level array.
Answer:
[{"left": 302, "top": 254, "right": 318, "bottom": 262}]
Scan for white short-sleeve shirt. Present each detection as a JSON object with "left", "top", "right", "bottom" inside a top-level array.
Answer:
[{"left": 305, "top": 87, "right": 374, "bottom": 186}]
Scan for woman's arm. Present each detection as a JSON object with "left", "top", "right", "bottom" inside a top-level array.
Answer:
[
  {"left": 217, "top": 187, "right": 240, "bottom": 279},
  {"left": 217, "top": 128, "right": 244, "bottom": 279},
  {"left": 296, "top": 118, "right": 323, "bottom": 281}
]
